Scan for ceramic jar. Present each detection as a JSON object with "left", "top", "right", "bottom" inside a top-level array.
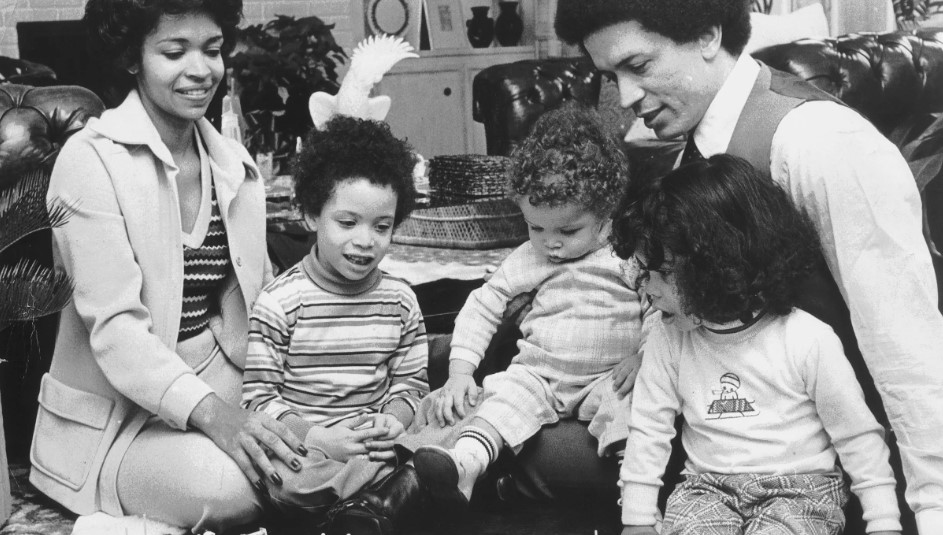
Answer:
[
  {"left": 494, "top": 1, "right": 523, "bottom": 46},
  {"left": 466, "top": 6, "right": 494, "bottom": 48}
]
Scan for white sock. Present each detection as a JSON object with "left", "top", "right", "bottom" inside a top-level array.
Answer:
[{"left": 451, "top": 426, "right": 500, "bottom": 499}]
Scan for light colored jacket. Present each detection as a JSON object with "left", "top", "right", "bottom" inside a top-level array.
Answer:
[{"left": 29, "top": 90, "right": 271, "bottom": 515}]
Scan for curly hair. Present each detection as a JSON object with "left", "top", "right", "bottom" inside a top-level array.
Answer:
[
  {"left": 555, "top": 0, "right": 752, "bottom": 56},
  {"left": 292, "top": 116, "right": 417, "bottom": 226},
  {"left": 610, "top": 154, "right": 822, "bottom": 324},
  {"left": 84, "top": 0, "right": 243, "bottom": 97},
  {"left": 508, "top": 103, "right": 629, "bottom": 218}
]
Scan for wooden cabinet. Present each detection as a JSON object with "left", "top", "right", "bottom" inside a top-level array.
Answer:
[{"left": 377, "top": 47, "right": 536, "bottom": 157}]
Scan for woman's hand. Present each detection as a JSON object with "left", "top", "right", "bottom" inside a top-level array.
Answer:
[
  {"left": 188, "top": 394, "right": 306, "bottom": 489},
  {"left": 612, "top": 357, "right": 641, "bottom": 399},
  {"left": 306, "top": 415, "right": 395, "bottom": 462}
]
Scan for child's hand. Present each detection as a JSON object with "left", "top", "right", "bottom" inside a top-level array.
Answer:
[
  {"left": 305, "top": 415, "right": 391, "bottom": 462},
  {"left": 434, "top": 373, "right": 480, "bottom": 426},
  {"left": 621, "top": 526, "right": 658, "bottom": 535},
  {"left": 612, "top": 357, "right": 641, "bottom": 399},
  {"left": 361, "top": 413, "right": 404, "bottom": 461}
]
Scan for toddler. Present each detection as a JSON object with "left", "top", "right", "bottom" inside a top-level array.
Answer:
[
  {"left": 407, "top": 103, "right": 644, "bottom": 507},
  {"left": 241, "top": 116, "right": 429, "bottom": 534},
  {"left": 611, "top": 154, "right": 901, "bottom": 535}
]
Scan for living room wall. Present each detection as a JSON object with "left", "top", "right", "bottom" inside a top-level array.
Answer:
[{"left": 0, "top": 0, "right": 357, "bottom": 59}]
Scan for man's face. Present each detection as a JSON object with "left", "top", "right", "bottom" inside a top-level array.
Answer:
[{"left": 584, "top": 20, "right": 719, "bottom": 140}]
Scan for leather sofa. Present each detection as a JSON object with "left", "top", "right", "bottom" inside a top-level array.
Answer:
[{"left": 473, "top": 57, "right": 601, "bottom": 157}]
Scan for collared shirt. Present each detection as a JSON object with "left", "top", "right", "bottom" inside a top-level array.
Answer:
[{"left": 687, "top": 53, "right": 943, "bottom": 533}]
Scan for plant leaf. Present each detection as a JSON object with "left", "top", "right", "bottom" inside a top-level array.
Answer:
[
  {"left": 0, "top": 167, "right": 78, "bottom": 255},
  {"left": 0, "top": 258, "right": 73, "bottom": 326}
]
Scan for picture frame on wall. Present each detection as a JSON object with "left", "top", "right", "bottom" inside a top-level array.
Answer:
[
  {"left": 364, "top": 0, "right": 425, "bottom": 50},
  {"left": 425, "top": 0, "right": 470, "bottom": 49}
]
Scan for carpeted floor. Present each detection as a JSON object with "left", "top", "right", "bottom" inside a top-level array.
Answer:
[
  {"left": 0, "top": 461, "right": 620, "bottom": 535},
  {"left": 1, "top": 463, "right": 75, "bottom": 535}
]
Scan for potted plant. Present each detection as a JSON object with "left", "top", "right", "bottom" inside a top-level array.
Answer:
[{"left": 229, "top": 15, "right": 348, "bottom": 169}]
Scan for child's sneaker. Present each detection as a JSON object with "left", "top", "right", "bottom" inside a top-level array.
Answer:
[{"left": 412, "top": 445, "right": 484, "bottom": 511}]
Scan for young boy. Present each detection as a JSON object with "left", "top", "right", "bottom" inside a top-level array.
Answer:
[
  {"left": 404, "top": 104, "right": 644, "bottom": 507},
  {"left": 241, "top": 116, "right": 429, "bottom": 534}
]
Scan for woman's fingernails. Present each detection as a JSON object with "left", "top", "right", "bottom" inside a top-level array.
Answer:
[
  {"left": 253, "top": 479, "right": 267, "bottom": 493},
  {"left": 297, "top": 445, "right": 309, "bottom": 456},
  {"left": 270, "top": 473, "right": 283, "bottom": 486},
  {"left": 290, "top": 458, "right": 302, "bottom": 471}
]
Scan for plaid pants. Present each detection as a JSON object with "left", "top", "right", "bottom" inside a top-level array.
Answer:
[{"left": 663, "top": 473, "right": 848, "bottom": 535}]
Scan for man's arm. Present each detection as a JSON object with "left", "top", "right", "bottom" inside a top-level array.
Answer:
[{"left": 773, "top": 101, "right": 943, "bottom": 532}]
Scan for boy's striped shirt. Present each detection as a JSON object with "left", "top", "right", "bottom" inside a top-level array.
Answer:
[{"left": 242, "top": 261, "right": 429, "bottom": 426}]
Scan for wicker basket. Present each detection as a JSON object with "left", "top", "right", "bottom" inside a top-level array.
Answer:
[
  {"left": 428, "top": 155, "right": 511, "bottom": 198},
  {"left": 393, "top": 198, "right": 528, "bottom": 249}
]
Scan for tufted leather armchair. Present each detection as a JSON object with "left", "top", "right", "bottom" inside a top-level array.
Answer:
[
  {"left": 0, "top": 57, "right": 57, "bottom": 87},
  {"left": 753, "top": 28, "right": 943, "bottom": 145},
  {"left": 0, "top": 84, "right": 105, "bottom": 185},
  {"left": 472, "top": 57, "right": 601, "bottom": 156}
]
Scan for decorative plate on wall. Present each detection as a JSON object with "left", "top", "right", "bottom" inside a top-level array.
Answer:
[{"left": 365, "top": 0, "right": 423, "bottom": 49}]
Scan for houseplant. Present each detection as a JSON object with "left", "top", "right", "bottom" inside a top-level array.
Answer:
[
  {"left": 0, "top": 167, "right": 75, "bottom": 332},
  {"left": 229, "top": 15, "right": 348, "bottom": 167}
]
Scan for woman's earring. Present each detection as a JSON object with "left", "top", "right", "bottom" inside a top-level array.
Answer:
[
  {"left": 128, "top": 66, "right": 139, "bottom": 75},
  {"left": 693, "top": 317, "right": 703, "bottom": 326}
]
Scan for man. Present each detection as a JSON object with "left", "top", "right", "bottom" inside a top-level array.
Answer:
[{"left": 554, "top": 1, "right": 943, "bottom": 534}]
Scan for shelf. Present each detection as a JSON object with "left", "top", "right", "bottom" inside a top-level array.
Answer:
[{"left": 415, "top": 45, "right": 537, "bottom": 58}]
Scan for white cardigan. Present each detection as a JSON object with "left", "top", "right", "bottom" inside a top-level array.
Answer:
[{"left": 29, "top": 90, "right": 271, "bottom": 515}]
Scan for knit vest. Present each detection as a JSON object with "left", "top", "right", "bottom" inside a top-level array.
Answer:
[{"left": 723, "top": 64, "right": 886, "bottom": 423}]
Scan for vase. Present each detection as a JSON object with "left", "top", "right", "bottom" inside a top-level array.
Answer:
[
  {"left": 494, "top": 1, "right": 523, "bottom": 46},
  {"left": 466, "top": 6, "right": 494, "bottom": 49}
]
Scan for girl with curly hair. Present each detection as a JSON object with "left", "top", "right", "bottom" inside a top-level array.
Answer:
[
  {"left": 29, "top": 0, "right": 313, "bottom": 531},
  {"left": 241, "top": 115, "right": 431, "bottom": 535},
  {"left": 610, "top": 154, "right": 901, "bottom": 535},
  {"left": 399, "top": 103, "right": 645, "bottom": 512}
]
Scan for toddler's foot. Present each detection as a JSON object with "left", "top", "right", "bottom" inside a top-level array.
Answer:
[{"left": 412, "top": 445, "right": 484, "bottom": 511}]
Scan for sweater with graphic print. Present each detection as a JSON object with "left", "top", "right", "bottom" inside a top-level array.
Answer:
[
  {"left": 242, "top": 251, "right": 429, "bottom": 427},
  {"left": 621, "top": 308, "right": 900, "bottom": 533}
]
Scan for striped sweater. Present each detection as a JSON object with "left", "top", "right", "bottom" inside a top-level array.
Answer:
[
  {"left": 179, "top": 185, "right": 230, "bottom": 341},
  {"left": 242, "top": 251, "right": 429, "bottom": 426}
]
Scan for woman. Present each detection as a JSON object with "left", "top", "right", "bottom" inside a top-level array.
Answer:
[{"left": 28, "top": 0, "right": 306, "bottom": 531}]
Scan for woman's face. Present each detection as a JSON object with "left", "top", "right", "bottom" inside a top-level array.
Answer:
[{"left": 134, "top": 12, "right": 224, "bottom": 138}]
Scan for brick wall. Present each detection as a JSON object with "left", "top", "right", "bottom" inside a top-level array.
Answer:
[{"left": 0, "top": 0, "right": 362, "bottom": 60}]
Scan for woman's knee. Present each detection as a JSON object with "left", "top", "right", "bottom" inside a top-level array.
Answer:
[{"left": 117, "top": 425, "right": 263, "bottom": 531}]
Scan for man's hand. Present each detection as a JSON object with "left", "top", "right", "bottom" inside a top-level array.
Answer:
[
  {"left": 612, "top": 357, "right": 641, "bottom": 399},
  {"left": 305, "top": 415, "right": 393, "bottom": 462}
]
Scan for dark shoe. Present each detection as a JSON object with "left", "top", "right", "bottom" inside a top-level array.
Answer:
[
  {"left": 411, "top": 446, "right": 471, "bottom": 514},
  {"left": 322, "top": 464, "right": 426, "bottom": 535}
]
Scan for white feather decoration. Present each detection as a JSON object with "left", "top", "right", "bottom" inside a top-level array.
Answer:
[{"left": 309, "top": 34, "right": 418, "bottom": 129}]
